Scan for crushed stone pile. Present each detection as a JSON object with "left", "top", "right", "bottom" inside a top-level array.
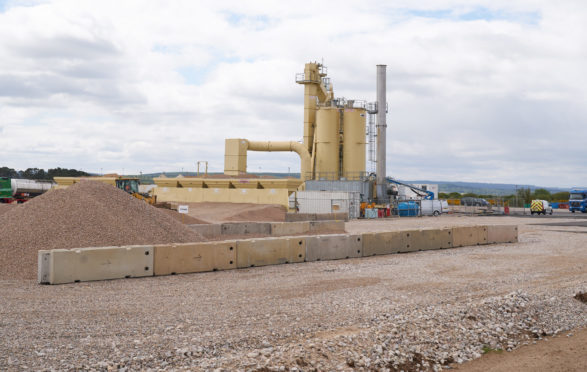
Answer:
[
  {"left": 0, "top": 180, "right": 205, "bottom": 280},
  {"left": 0, "top": 203, "right": 16, "bottom": 215}
]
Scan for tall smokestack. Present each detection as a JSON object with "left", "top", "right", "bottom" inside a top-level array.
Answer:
[{"left": 376, "top": 65, "right": 387, "bottom": 201}]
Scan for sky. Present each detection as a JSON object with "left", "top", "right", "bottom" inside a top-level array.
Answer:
[{"left": 0, "top": 0, "right": 586, "bottom": 187}]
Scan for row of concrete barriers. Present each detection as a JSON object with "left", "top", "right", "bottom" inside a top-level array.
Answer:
[
  {"left": 188, "top": 220, "right": 345, "bottom": 239},
  {"left": 38, "top": 225, "right": 517, "bottom": 285}
]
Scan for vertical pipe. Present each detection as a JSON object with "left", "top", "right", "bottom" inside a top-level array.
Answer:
[{"left": 376, "top": 65, "right": 387, "bottom": 201}]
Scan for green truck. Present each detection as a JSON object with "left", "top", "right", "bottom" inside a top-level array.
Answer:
[{"left": 0, "top": 177, "right": 12, "bottom": 203}]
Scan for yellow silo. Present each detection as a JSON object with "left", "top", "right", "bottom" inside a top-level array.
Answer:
[
  {"left": 342, "top": 108, "right": 367, "bottom": 180},
  {"left": 314, "top": 106, "right": 341, "bottom": 180}
]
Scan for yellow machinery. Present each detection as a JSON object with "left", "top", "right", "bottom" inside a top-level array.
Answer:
[
  {"left": 224, "top": 61, "right": 367, "bottom": 182},
  {"left": 156, "top": 61, "right": 368, "bottom": 209},
  {"left": 54, "top": 177, "right": 157, "bottom": 205}
]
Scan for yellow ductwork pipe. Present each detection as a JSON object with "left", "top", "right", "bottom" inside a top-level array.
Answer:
[{"left": 224, "top": 138, "right": 312, "bottom": 181}]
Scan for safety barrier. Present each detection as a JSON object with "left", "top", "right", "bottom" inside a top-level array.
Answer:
[
  {"left": 487, "top": 225, "right": 518, "bottom": 244},
  {"left": 38, "top": 224, "right": 517, "bottom": 284},
  {"left": 270, "top": 222, "right": 311, "bottom": 236},
  {"left": 305, "top": 234, "right": 362, "bottom": 261},
  {"left": 362, "top": 231, "right": 409, "bottom": 256},
  {"left": 186, "top": 220, "right": 344, "bottom": 238},
  {"left": 221, "top": 222, "right": 272, "bottom": 235},
  {"left": 236, "top": 237, "right": 306, "bottom": 268},
  {"left": 38, "top": 245, "right": 154, "bottom": 285},
  {"left": 153, "top": 241, "right": 236, "bottom": 276}
]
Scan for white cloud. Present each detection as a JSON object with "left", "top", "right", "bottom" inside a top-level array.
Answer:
[{"left": 0, "top": 0, "right": 586, "bottom": 187}]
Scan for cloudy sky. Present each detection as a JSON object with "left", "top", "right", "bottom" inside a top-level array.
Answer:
[{"left": 0, "top": 0, "right": 586, "bottom": 187}]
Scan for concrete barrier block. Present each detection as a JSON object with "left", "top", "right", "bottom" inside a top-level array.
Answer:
[
  {"left": 305, "top": 234, "right": 362, "bottom": 262},
  {"left": 221, "top": 222, "right": 272, "bottom": 235},
  {"left": 153, "top": 241, "right": 237, "bottom": 276},
  {"left": 48, "top": 245, "right": 154, "bottom": 284},
  {"left": 187, "top": 224, "right": 222, "bottom": 238},
  {"left": 236, "top": 237, "right": 306, "bottom": 268},
  {"left": 487, "top": 225, "right": 518, "bottom": 244},
  {"left": 315, "top": 213, "right": 349, "bottom": 222},
  {"left": 38, "top": 250, "right": 51, "bottom": 284},
  {"left": 362, "top": 231, "right": 410, "bottom": 256},
  {"left": 410, "top": 228, "right": 453, "bottom": 251},
  {"left": 270, "top": 222, "right": 310, "bottom": 236},
  {"left": 309, "top": 220, "right": 346, "bottom": 233},
  {"left": 452, "top": 226, "right": 488, "bottom": 247}
]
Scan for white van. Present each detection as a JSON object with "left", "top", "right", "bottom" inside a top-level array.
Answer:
[{"left": 421, "top": 200, "right": 450, "bottom": 216}]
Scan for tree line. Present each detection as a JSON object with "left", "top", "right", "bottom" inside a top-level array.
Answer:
[
  {"left": 439, "top": 188, "right": 570, "bottom": 207},
  {"left": 0, "top": 166, "right": 90, "bottom": 180}
]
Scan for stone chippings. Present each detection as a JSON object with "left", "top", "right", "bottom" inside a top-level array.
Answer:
[
  {"left": 0, "top": 180, "right": 204, "bottom": 280},
  {"left": 0, "top": 217, "right": 585, "bottom": 371},
  {"left": 1, "top": 286, "right": 584, "bottom": 371}
]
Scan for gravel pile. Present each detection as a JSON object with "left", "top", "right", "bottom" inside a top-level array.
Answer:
[
  {"left": 0, "top": 203, "right": 16, "bottom": 215},
  {"left": 0, "top": 180, "right": 204, "bottom": 280}
]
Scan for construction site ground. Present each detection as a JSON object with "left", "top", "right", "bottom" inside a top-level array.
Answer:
[{"left": 1, "top": 214, "right": 586, "bottom": 371}]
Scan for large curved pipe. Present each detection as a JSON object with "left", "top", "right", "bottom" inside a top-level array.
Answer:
[{"left": 246, "top": 140, "right": 311, "bottom": 181}]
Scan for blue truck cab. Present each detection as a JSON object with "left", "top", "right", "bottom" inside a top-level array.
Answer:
[{"left": 569, "top": 189, "right": 587, "bottom": 213}]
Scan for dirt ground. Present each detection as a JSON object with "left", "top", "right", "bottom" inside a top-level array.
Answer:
[
  {"left": 0, "top": 214, "right": 585, "bottom": 370},
  {"left": 182, "top": 202, "right": 287, "bottom": 223},
  {"left": 455, "top": 327, "right": 587, "bottom": 372}
]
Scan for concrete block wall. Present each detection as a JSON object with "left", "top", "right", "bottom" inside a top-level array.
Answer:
[
  {"left": 452, "top": 226, "right": 488, "bottom": 247},
  {"left": 186, "top": 220, "right": 345, "bottom": 239},
  {"left": 154, "top": 241, "right": 236, "bottom": 275},
  {"left": 39, "top": 245, "right": 153, "bottom": 285},
  {"left": 487, "top": 225, "right": 518, "bottom": 244},
  {"left": 305, "top": 234, "right": 362, "bottom": 261},
  {"left": 39, "top": 224, "right": 517, "bottom": 285},
  {"left": 236, "top": 237, "right": 305, "bottom": 268}
]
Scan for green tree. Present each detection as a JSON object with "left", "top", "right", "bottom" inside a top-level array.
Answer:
[
  {"left": 448, "top": 192, "right": 462, "bottom": 199},
  {"left": 47, "top": 168, "right": 90, "bottom": 179},
  {"left": 22, "top": 168, "right": 47, "bottom": 180},
  {"left": 551, "top": 191, "right": 570, "bottom": 201},
  {"left": 439, "top": 192, "right": 450, "bottom": 199},
  {"left": 533, "top": 188, "right": 551, "bottom": 201},
  {"left": 0, "top": 167, "right": 19, "bottom": 178},
  {"left": 517, "top": 187, "right": 532, "bottom": 205}
]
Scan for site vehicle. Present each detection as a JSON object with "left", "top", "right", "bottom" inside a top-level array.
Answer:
[
  {"left": 0, "top": 177, "right": 11, "bottom": 203},
  {"left": 530, "top": 199, "right": 553, "bottom": 215},
  {"left": 115, "top": 178, "right": 157, "bottom": 204},
  {"left": 421, "top": 200, "right": 450, "bottom": 216},
  {"left": 53, "top": 176, "right": 156, "bottom": 204},
  {"left": 460, "top": 197, "right": 489, "bottom": 207},
  {"left": 569, "top": 189, "right": 587, "bottom": 213},
  {"left": 0, "top": 177, "right": 53, "bottom": 203}
]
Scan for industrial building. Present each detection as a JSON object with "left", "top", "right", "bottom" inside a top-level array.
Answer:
[{"left": 153, "top": 62, "right": 394, "bottom": 214}]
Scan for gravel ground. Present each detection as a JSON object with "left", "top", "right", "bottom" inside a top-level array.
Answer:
[
  {"left": 184, "top": 202, "right": 287, "bottom": 223},
  {"left": 0, "top": 215, "right": 585, "bottom": 371}
]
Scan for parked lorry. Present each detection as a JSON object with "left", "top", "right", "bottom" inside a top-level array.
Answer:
[
  {"left": 530, "top": 199, "right": 553, "bottom": 215},
  {"left": 569, "top": 189, "right": 587, "bottom": 213},
  {"left": 0, "top": 177, "right": 53, "bottom": 203}
]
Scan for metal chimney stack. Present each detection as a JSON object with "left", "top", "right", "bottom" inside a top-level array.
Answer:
[{"left": 376, "top": 65, "right": 387, "bottom": 201}]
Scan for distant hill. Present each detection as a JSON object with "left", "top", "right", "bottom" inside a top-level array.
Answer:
[
  {"left": 403, "top": 180, "right": 569, "bottom": 196},
  {"left": 134, "top": 172, "right": 570, "bottom": 196}
]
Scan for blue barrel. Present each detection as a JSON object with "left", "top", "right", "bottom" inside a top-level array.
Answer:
[{"left": 398, "top": 201, "right": 419, "bottom": 217}]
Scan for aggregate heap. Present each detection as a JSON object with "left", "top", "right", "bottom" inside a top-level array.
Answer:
[{"left": 0, "top": 180, "right": 205, "bottom": 279}]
